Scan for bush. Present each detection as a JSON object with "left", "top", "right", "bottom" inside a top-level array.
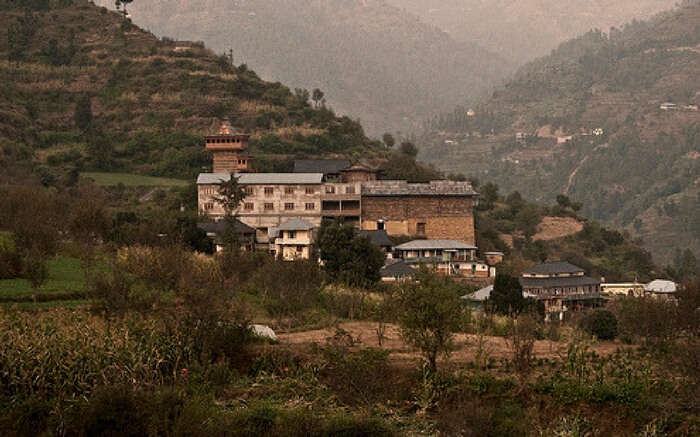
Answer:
[{"left": 579, "top": 310, "right": 618, "bottom": 340}]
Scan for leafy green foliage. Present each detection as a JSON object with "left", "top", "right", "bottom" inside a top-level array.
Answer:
[
  {"left": 394, "top": 268, "right": 464, "bottom": 372},
  {"left": 489, "top": 273, "right": 526, "bottom": 316},
  {"left": 316, "top": 220, "right": 385, "bottom": 288},
  {"left": 579, "top": 310, "right": 618, "bottom": 340}
]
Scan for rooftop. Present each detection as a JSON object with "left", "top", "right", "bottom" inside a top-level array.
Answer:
[
  {"left": 198, "top": 220, "right": 255, "bottom": 235},
  {"left": 523, "top": 261, "right": 585, "bottom": 276},
  {"left": 293, "top": 159, "right": 350, "bottom": 175},
  {"left": 276, "top": 218, "right": 315, "bottom": 231},
  {"left": 395, "top": 240, "right": 477, "bottom": 251},
  {"left": 520, "top": 275, "right": 600, "bottom": 289},
  {"left": 362, "top": 180, "right": 478, "bottom": 196},
  {"left": 205, "top": 120, "right": 248, "bottom": 137},
  {"left": 644, "top": 279, "right": 677, "bottom": 293},
  {"left": 358, "top": 230, "right": 393, "bottom": 247},
  {"left": 197, "top": 173, "right": 323, "bottom": 185},
  {"left": 380, "top": 260, "right": 415, "bottom": 278}
]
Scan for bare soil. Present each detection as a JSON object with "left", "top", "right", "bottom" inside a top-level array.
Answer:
[
  {"left": 533, "top": 216, "right": 583, "bottom": 241},
  {"left": 278, "top": 321, "right": 625, "bottom": 367}
]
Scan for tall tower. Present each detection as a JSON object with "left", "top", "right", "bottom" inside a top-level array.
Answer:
[{"left": 205, "top": 120, "right": 252, "bottom": 173}]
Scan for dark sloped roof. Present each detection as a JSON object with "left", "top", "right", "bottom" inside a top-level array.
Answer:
[
  {"left": 198, "top": 220, "right": 255, "bottom": 234},
  {"left": 293, "top": 159, "right": 350, "bottom": 174},
  {"left": 519, "top": 275, "right": 600, "bottom": 289},
  {"left": 358, "top": 230, "right": 393, "bottom": 247},
  {"left": 380, "top": 260, "right": 415, "bottom": 278},
  {"left": 523, "top": 261, "right": 585, "bottom": 275}
]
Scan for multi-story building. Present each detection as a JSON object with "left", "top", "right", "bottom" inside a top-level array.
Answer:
[
  {"left": 271, "top": 219, "right": 315, "bottom": 260},
  {"left": 519, "top": 261, "right": 602, "bottom": 321},
  {"left": 197, "top": 172, "right": 324, "bottom": 248},
  {"left": 361, "top": 180, "right": 478, "bottom": 245},
  {"left": 197, "top": 122, "right": 480, "bottom": 257},
  {"left": 394, "top": 240, "right": 494, "bottom": 278}
]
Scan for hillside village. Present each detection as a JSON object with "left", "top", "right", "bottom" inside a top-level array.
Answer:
[
  {"left": 0, "top": 1, "right": 698, "bottom": 436},
  {"left": 196, "top": 120, "right": 681, "bottom": 322}
]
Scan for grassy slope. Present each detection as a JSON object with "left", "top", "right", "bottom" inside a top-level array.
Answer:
[
  {"left": 0, "top": 255, "right": 85, "bottom": 299},
  {"left": 81, "top": 172, "right": 188, "bottom": 187},
  {"left": 0, "top": 0, "right": 384, "bottom": 184},
  {"left": 422, "top": 2, "right": 700, "bottom": 264}
]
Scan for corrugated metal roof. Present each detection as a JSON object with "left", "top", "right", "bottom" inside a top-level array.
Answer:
[
  {"left": 197, "top": 173, "right": 323, "bottom": 185},
  {"left": 362, "top": 180, "right": 478, "bottom": 196},
  {"left": 523, "top": 261, "right": 584, "bottom": 275},
  {"left": 276, "top": 218, "right": 315, "bottom": 231},
  {"left": 293, "top": 159, "right": 350, "bottom": 174},
  {"left": 462, "top": 285, "right": 493, "bottom": 301},
  {"left": 644, "top": 279, "right": 677, "bottom": 293},
  {"left": 197, "top": 173, "right": 231, "bottom": 184},
  {"left": 395, "top": 240, "right": 477, "bottom": 250},
  {"left": 238, "top": 173, "right": 323, "bottom": 185}
]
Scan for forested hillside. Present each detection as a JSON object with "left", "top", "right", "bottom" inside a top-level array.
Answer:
[
  {"left": 388, "top": 0, "right": 678, "bottom": 64},
  {"left": 0, "top": 0, "right": 384, "bottom": 186},
  {"left": 96, "top": 0, "right": 511, "bottom": 135},
  {"left": 421, "top": 2, "right": 700, "bottom": 265}
]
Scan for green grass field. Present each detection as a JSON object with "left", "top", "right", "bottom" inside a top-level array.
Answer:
[
  {"left": 0, "top": 256, "right": 86, "bottom": 301},
  {"left": 81, "top": 172, "right": 189, "bottom": 187}
]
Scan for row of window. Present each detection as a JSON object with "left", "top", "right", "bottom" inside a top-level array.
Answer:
[
  {"left": 208, "top": 138, "right": 244, "bottom": 144},
  {"left": 244, "top": 202, "right": 315, "bottom": 211}
]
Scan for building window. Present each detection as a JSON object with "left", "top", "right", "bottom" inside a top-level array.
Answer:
[
  {"left": 204, "top": 202, "right": 214, "bottom": 210},
  {"left": 417, "top": 222, "right": 426, "bottom": 235},
  {"left": 325, "top": 186, "right": 335, "bottom": 194},
  {"left": 284, "top": 203, "right": 295, "bottom": 210},
  {"left": 305, "top": 203, "right": 315, "bottom": 210},
  {"left": 288, "top": 231, "right": 296, "bottom": 239},
  {"left": 285, "top": 187, "right": 295, "bottom": 195},
  {"left": 244, "top": 202, "right": 254, "bottom": 210},
  {"left": 345, "top": 186, "right": 355, "bottom": 194},
  {"left": 264, "top": 203, "right": 274, "bottom": 211},
  {"left": 296, "top": 245, "right": 303, "bottom": 253},
  {"left": 377, "top": 220, "right": 384, "bottom": 230},
  {"left": 264, "top": 187, "right": 274, "bottom": 196},
  {"left": 244, "top": 186, "right": 254, "bottom": 195},
  {"left": 305, "top": 187, "right": 315, "bottom": 194}
]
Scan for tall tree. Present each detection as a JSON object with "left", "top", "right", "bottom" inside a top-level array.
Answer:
[
  {"left": 213, "top": 174, "right": 247, "bottom": 250},
  {"left": 395, "top": 269, "right": 463, "bottom": 372},
  {"left": 312, "top": 88, "right": 325, "bottom": 108},
  {"left": 489, "top": 273, "right": 526, "bottom": 316},
  {"left": 316, "top": 220, "right": 385, "bottom": 288}
]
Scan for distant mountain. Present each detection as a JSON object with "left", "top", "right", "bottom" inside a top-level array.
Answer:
[
  {"left": 387, "top": 0, "right": 678, "bottom": 65},
  {"left": 96, "top": 0, "right": 512, "bottom": 135},
  {"left": 0, "top": 0, "right": 384, "bottom": 184},
  {"left": 421, "top": 2, "right": 700, "bottom": 264}
]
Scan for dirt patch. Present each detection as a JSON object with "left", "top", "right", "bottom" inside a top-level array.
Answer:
[
  {"left": 533, "top": 216, "right": 583, "bottom": 241},
  {"left": 278, "top": 321, "right": 626, "bottom": 367}
]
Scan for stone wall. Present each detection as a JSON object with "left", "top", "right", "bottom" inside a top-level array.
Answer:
[{"left": 361, "top": 196, "right": 475, "bottom": 244}]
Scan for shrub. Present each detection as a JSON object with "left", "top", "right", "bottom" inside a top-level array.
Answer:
[{"left": 579, "top": 310, "right": 618, "bottom": 340}]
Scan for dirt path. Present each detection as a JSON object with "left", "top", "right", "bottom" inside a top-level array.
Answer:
[
  {"left": 565, "top": 156, "right": 588, "bottom": 194},
  {"left": 278, "top": 321, "right": 625, "bottom": 366}
]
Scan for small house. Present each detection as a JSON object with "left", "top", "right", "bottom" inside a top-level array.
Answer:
[{"left": 271, "top": 218, "right": 315, "bottom": 261}]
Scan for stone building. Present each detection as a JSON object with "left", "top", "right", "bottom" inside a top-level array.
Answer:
[
  {"left": 519, "top": 261, "right": 602, "bottom": 321},
  {"left": 205, "top": 121, "right": 252, "bottom": 173},
  {"left": 361, "top": 180, "right": 478, "bottom": 245}
]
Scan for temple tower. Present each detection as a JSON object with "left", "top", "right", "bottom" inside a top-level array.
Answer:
[{"left": 205, "top": 120, "right": 252, "bottom": 173}]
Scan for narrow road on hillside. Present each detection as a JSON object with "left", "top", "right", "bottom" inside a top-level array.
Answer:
[{"left": 565, "top": 156, "right": 588, "bottom": 194}]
